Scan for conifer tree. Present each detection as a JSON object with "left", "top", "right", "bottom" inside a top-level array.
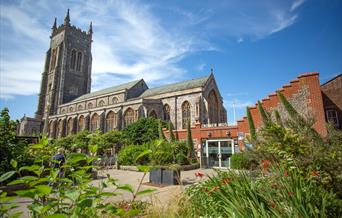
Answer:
[
  {"left": 247, "top": 107, "right": 256, "bottom": 141},
  {"left": 186, "top": 119, "right": 194, "bottom": 158},
  {"left": 168, "top": 121, "right": 176, "bottom": 142},
  {"left": 158, "top": 119, "right": 166, "bottom": 140},
  {"left": 274, "top": 110, "right": 282, "bottom": 126},
  {"left": 257, "top": 101, "right": 270, "bottom": 126}
]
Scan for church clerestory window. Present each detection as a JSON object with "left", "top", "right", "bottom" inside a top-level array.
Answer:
[
  {"left": 124, "top": 108, "right": 135, "bottom": 127},
  {"left": 182, "top": 101, "right": 191, "bottom": 129}
]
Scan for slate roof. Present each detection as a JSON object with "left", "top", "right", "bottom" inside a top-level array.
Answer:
[
  {"left": 140, "top": 75, "right": 210, "bottom": 98},
  {"left": 71, "top": 79, "right": 142, "bottom": 102}
]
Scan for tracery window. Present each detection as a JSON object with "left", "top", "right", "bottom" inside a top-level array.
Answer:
[
  {"left": 149, "top": 110, "right": 157, "bottom": 119},
  {"left": 51, "top": 48, "right": 57, "bottom": 70},
  {"left": 124, "top": 108, "right": 135, "bottom": 127},
  {"left": 76, "top": 52, "right": 82, "bottom": 71},
  {"left": 78, "top": 116, "right": 85, "bottom": 131},
  {"left": 112, "top": 97, "right": 119, "bottom": 104},
  {"left": 106, "top": 111, "right": 116, "bottom": 131},
  {"left": 98, "top": 100, "right": 105, "bottom": 107},
  {"left": 91, "top": 113, "right": 99, "bottom": 132},
  {"left": 326, "top": 109, "right": 339, "bottom": 128},
  {"left": 163, "top": 104, "right": 170, "bottom": 121},
  {"left": 71, "top": 49, "right": 76, "bottom": 70},
  {"left": 208, "top": 90, "right": 219, "bottom": 124},
  {"left": 182, "top": 101, "right": 191, "bottom": 129},
  {"left": 88, "top": 102, "right": 93, "bottom": 109}
]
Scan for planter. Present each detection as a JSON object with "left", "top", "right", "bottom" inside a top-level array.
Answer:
[
  {"left": 149, "top": 168, "right": 181, "bottom": 185},
  {"left": 162, "top": 169, "right": 180, "bottom": 185},
  {"left": 149, "top": 168, "right": 162, "bottom": 184}
]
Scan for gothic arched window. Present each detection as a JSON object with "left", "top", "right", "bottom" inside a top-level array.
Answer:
[
  {"left": 91, "top": 113, "right": 99, "bottom": 132},
  {"left": 208, "top": 90, "right": 219, "bottom": 124},
  {"left": 78, "top": 116, "right": 85, "bottom": 131},
  {"left": 57, "top": 119, "right": 64, "bottom": 138},
  {"left": 182, "top": 101, "right": 191, "bottom": 129},
  {"left": 76, "top": 52, "right": 82, "bottom": 71},
  {"left": 67, "top": 118, "right": 74, "bottom": 135},
  {"left": 98, "top": 100, "right": 105, "bottom": 107},
  {"left": 149, "top": 110, "right": 157, "bottom": 119},
  {"left": 106, "top": 111, "right": 116, "bottom": 132},
  {"left": 112, "top": 97, "right": 118, "bottom": 104},
  {"left": 51, "top": 48, "right": 57, "bottom": 70},
  {"left": 71, "top": 49, "right": 76, "bottom": 70},
  {"left": 124, "top": 108, "right": 135, "bottom": 127},
  {"left": 88, "top": 102, "right": 93, "bottom": 109},
  {"left": 163, "top": 104, "right": 170, "bottom": 121},
  {"left": 49, "top": 121, "right": 56, "bottom": 138}
]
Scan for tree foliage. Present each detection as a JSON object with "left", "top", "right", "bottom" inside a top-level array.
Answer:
[
  {"left": 122, "top": 118, "right": 159, "bottom": 145},
  {"left": 186, "top": 119, "right": 194, "bottom": 158},
  {"left": 246, "top": 107, "right": 256, "bottom": 141},
  {"left": 168, "top": 121, "right": 176, "bottom": 142}
]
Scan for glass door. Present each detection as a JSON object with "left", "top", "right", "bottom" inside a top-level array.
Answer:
[
  {"left": 207, "top": 141, "right": 219, "bottom": 168},
  {"left": 219, "top": 141, "right": 231, "bottom": 168}
]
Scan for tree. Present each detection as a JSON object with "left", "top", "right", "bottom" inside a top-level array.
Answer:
[
  {"left": 122, "top": 118, "right": 159, "bottom": 145},
  {"left": 158, "top": 119, "right": 166, "bottom": 140},
  {"left": 186, "top": 119, "right": 194, "bottom": 158},
  {"left": 246, "top": 107, "right": 256, "bottom": 141},
  {"left": 168, "top": 121, "right": 176, "bottom": 142},
  {"left": 0, "top": 108, "right": 29, "bottom": 174},
  {"left": 257, "top": 101, "right": 270, "bottom": 126}
]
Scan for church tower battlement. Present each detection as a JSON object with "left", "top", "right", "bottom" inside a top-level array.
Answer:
[{"left": 35, "top": 9, "right": 93, "bottom": 132}]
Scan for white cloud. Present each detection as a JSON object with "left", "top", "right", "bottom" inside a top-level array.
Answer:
[
  {"left": 0, "top": 0, "right": 304, "bottom": 99},
  {"left": 291, "top": 0, "right": 306, "bottom": 12}
]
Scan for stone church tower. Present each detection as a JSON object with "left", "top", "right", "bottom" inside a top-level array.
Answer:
[{"left": 18, "top": 9, "right": 93, "bottom": 135}]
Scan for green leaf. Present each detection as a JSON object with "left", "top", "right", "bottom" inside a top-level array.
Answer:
[
  {"left": 35, "top": 185, "right": 52, "bottom": 195},
  {"left": 15, "top": 189, "right": 35, "bottom": 198},
  {"left": 88, "top": 144, "right": 98, "bottom": 154},
  {"left": 135, "top": 150, "right": 152, "bottom": 162},
  {"left": 10, "top": 159, "right": 17, "bottom": 169},
  {"left": 136, "top": 188, "right": 156, "bottom": 196},
  {"left": 44, "top": 214, "right": 68, "bottom": 218},
  {"left": 78, "top": 198, "right": 93, "bottom": 208},
  {"left": 8, "top": 211, "right": 23, "bottom": 218},
  {"left": 137, "top": 165, "right": 151, "bottom": 172},
  {"left": 68, "top": 153, "right": 87, "bottom": 164},
  {"left": 117, "top": 184, "right": 134, "bottom": 193},
  {"left": 99, "top": 192, "right": 118, "bottom": 197},
  {"left": 0, "top": 171, "right": 16, "bottom": 183},
  {"left": 30, "top": 143, "right": 44, "bottom": 149},
  {"left": 19, "top": 165, "right": 40, "bottom": 173},
  {"left": 65, "top": 190, "right": 80, "bottom": 202}
]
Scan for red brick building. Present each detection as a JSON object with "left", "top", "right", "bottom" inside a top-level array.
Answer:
[{"left": 164, "top": 72, "right": 339, "bottom": 168}]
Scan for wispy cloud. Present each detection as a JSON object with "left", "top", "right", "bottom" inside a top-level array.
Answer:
[{"left": 291, "top": 0, "right": 306, "bottom": 12}]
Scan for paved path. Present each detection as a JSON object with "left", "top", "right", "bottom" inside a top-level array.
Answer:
[{"left": 10, "top": 168, "right": 217, "bottom": 217}]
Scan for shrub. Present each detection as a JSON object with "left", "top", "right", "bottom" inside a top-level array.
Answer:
[
  {"left": 118, "top": 144, "right": 150, "bottom": 165},
  {"left": 175, "top": 153, "right": 189, "bottom": 165},
  {"left": 186, "top": 166, "right": 342, "bottom": 217},
  {"left": 122, "top": 118, "right": 160, "bottom": 145},
  {"left": 230, "top": 152, "right": 250, "bottom": 169}
]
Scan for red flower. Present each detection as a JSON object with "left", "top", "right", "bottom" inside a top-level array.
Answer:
[
  {"left": 311, "top": 171, "right": 319, "bottom": 177},
  {"left": 270, "top": 202, "right": 276, "bottom": 208},
  {"left": 284, "top": 171, "right": 289, "bottom": 177},
  {"left": 195, "top": 172, "right": 205, "bottom": 178},
  {"left": 260, "top": 159, "right": 271, "bottom": 172}
]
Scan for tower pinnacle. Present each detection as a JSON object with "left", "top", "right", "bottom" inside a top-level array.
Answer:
[
  {"left": 88, "top": 21, "right": 93, "bottom": 35},
  {"left": 64, "top": 9, "right": 70, "bottom": 26},
  {"left": 51, "top": 17, "right": 57, "bottom": 32}
]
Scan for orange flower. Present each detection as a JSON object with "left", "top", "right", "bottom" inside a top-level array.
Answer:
[
  {"left": 288, "top": 192, "right": 294, "bottom": 197},
  {"left": 284, "top": 171, "right": 289, "bottom": 177},
  {"left": 221, "top": 178, "right": 230, "bottom": 185},
  {"left": 311, "top": 171, "right": 319, "bottom": 177}
]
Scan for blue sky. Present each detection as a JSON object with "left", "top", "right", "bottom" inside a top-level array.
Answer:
[{"left": 0, "top": 0, "right": 341, "bottom": 124}]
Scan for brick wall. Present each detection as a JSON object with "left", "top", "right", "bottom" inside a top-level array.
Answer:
[{"left": 236, "top": 72, "right": 327, "bottom": 136}]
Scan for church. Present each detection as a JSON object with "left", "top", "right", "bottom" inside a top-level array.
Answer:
[{"left": 17, "top": 10, "right": 227, "bottom": 138}]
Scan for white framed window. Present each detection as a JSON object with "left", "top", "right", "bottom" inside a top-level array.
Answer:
[{"left": 326, "top": 109, "right": 339, "bottom": 128}]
